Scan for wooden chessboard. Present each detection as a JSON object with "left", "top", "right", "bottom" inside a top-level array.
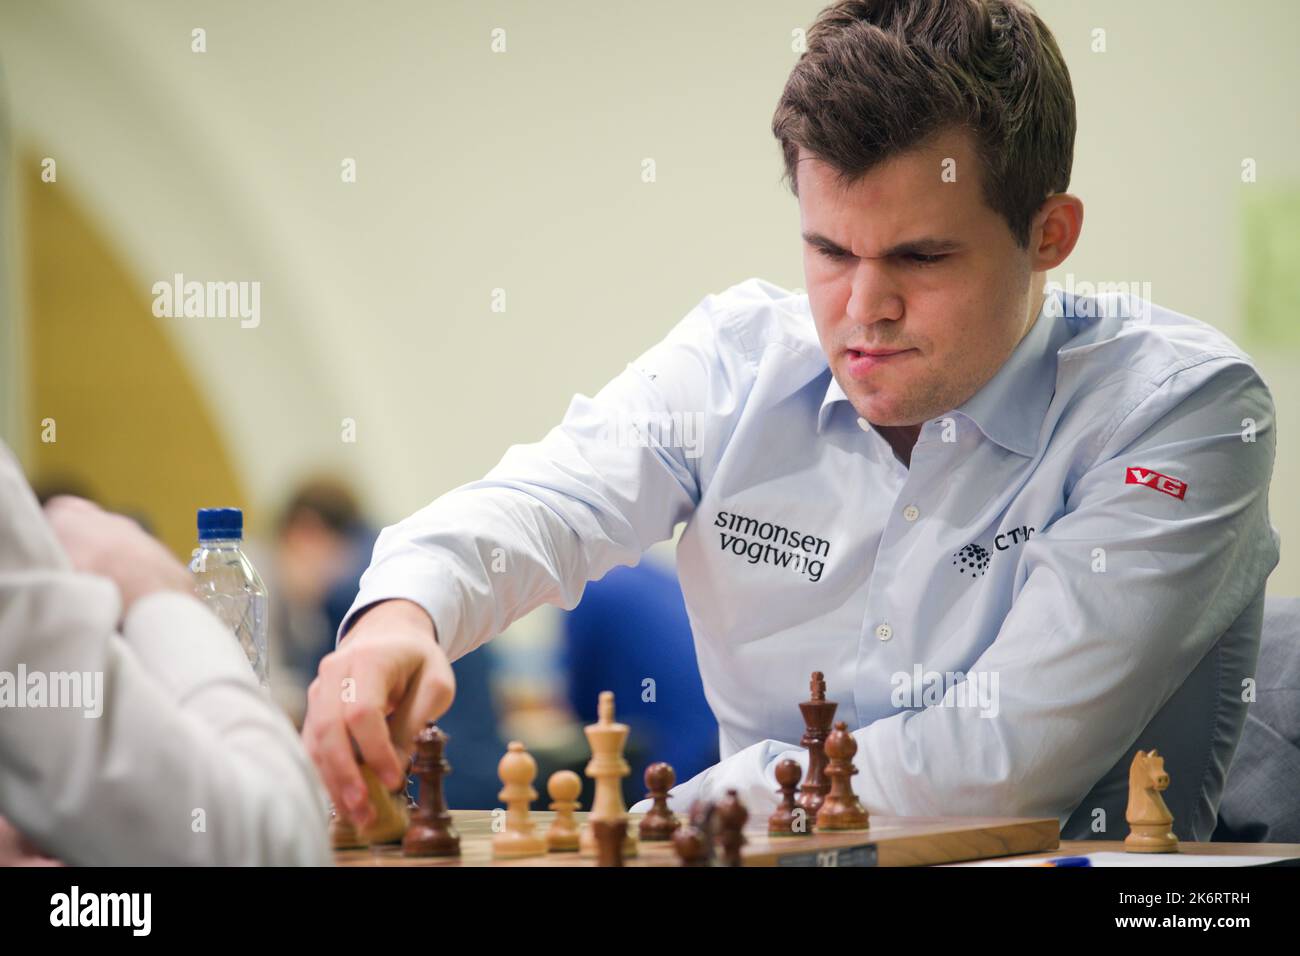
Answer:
[{"left": 334, "top": 809, "right": 1059, "bottom": 867}]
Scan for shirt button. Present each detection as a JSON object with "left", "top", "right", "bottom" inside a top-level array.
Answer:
[
  {"left": 902, "top": 504, "right": 920, "bottom": 522},
  {"left": 856, "top": 417, "right": 871, "bottom": 432},
  {"left": 875, "top": 623, "right": 893, "bottom": 641}
]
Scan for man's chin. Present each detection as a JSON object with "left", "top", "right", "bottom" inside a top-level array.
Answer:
[
  {"left": 852, "top": 400, "right": 910, "bottom": 428},
  {"left": 843, "top": 381, "right": 934, "bottom": 427}
]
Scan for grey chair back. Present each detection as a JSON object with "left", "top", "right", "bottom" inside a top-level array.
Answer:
[{"left": 1062, "top": 588, "right": 1269, "bottom": 841}]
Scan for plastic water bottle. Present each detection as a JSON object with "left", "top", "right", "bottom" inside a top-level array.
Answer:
[{"left": 190, "top": 507, "right": 270, "bottom": 688}]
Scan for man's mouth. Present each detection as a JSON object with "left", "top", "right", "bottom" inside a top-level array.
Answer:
[
  {"left": 845, "top": 346, "right": 915, "bottom": 377},
  {"left": 849, "top": 347, "right": 909, "bottom": 358}
]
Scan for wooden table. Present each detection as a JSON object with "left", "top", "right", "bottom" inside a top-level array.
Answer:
[
  {"left": 334, "top": 810, "right": 1300, "bottom": 867},
  {"left": 336, "top": 808, "right": 1061, "bottom": 866}
]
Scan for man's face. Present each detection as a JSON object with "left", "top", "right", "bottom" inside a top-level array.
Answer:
[{"left": 798, "top": 129, "right": 1038, "bottom": 428}]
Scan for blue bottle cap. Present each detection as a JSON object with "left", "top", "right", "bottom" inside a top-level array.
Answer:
[{"left": 197, "top": 507, "right": 243, "bottom": 541}]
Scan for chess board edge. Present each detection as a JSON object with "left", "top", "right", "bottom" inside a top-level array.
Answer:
[{"left": 333, "top": 811, "right": 1061, "bottom": 867}]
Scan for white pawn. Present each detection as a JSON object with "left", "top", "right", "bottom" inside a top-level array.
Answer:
[
  {"left": 492, "top": 741, "right": 546, "bottom": 859},
  {"left": 546, "top": 770, "right": 582, "bottom": 852},
  {"left": 580, "top": 691, "right": 638, "bottom": 858}
]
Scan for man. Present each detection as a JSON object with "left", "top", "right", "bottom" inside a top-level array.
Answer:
[
  {"left": 304, "top": 0, "right": 1279, "bottom": 841},
  {"left": 0, "top": 443, "right": 331, "bottom": 865}
]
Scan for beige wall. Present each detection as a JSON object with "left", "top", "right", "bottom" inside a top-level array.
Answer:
[
  {"left": 1, "top": 0, "right": 1295, "bottom": 592},
  {"left": 18, "top": 149, "right": 247, "bottom": 557}
]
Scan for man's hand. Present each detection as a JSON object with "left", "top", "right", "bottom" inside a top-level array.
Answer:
[
  {"left": 302, "top": 599, "right": 454, "bottom": 828},
  {"left": 43, "top": 496, "right": 193, "bottom": 621},
  {"left": 0, "top": 815, "right": 63, "bottom": 867}
]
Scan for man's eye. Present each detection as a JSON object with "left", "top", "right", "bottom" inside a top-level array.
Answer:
[{"left": 816, "top": 247, "right": 948, "bottom": 264}]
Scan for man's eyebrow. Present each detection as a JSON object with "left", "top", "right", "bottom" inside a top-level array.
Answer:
[{"left": 801, "top": 231, "right": 962, "bottom": 258}]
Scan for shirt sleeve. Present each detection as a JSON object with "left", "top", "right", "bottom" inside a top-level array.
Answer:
[
  {"left": 643, "top": 357, "right": 1281, "bottom": 821},
  {"left": 340, "top": 295, "right": 740, "bottom": 662},
  {"left": 0, "top": 443, "right": 332, "bottom": 865}
]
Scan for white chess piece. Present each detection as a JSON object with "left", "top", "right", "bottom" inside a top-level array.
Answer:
[
  {"left": 579, "top": 691, "right": 638, "bottom": 858},
  {"left": 492, "top": 741, "right": 546, "bottom": 858}
]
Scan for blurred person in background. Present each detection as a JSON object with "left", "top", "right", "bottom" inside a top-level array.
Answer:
[{"left": 264, "top": 477, "right": 377, "bottom": 726}]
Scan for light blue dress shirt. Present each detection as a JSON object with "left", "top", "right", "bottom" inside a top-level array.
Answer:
[{"left": 343, "top": 278, "right": 1280, "bottom": 840}]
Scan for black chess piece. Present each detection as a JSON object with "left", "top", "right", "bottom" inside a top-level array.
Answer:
[
  {"left": 768, "top": 759, "right": 808, "bottom": 835},
  {"left": 592, "top": 819, "right": 628, "bottom": 867},
  {"left": 816, "top": 721, "right": 869, "bottom": 830},
  {"left": 715, "top": 789, "right": 748, "bottom": 866},
  {"left": 798, "top": 671, "right": 837, "bottom": 816},
  {"left": 672, "top": 800, "right": 717, "bottom": 866},
  {"left": 402, "top": 722, "right": 461, "bottom": 856},
  {"left": 638, "top": 762, "right": 680, "bottom": 841}
]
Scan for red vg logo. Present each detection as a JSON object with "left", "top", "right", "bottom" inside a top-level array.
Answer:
[{"left": 1125, "top": 466, "right": 1187, "bottom": 500}]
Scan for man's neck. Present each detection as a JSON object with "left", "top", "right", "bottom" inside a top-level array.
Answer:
[
  {"left": 875, "top": 422, "right": 924, "bottom": 468},
  {"left": 1023, "top": 285, "right": 1047, "bottom": 343}
]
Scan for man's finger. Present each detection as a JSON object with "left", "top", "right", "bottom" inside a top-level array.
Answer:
[
  {"left": 389, "top": 653, "right": 455, "bottom": 760},
  {"left": 342, "top": 688, "right": 405, "bottom": 793},
  {"left": 304, "top": 664, "right": 370, "bottom": 826}
]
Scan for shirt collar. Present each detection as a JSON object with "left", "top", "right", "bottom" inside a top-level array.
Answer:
[{"left": 816, "top": 290, "right": 1070, "bottom": 457}]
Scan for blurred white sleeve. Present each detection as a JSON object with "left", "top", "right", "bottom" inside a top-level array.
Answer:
[{"left": 0, "top": 442, "right": 331, "bottom": 865}]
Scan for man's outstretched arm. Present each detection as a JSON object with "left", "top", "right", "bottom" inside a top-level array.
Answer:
[{"left": 305, "top": 295, "right": 745, "bottom": 824}]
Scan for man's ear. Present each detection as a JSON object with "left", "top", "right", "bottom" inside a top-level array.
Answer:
[{"left": 1028, "top": 194, "right": 1084, "bottom": 271}]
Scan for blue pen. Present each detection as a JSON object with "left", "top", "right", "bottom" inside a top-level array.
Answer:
[{"left": 1034, "top": 855, "right": 1092, "bottom": 867}]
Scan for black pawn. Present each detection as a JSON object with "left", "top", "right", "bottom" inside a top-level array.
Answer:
[
  {"left": 673, "top": 800, "right": 716, "bottom": 866},
  {"left": 768, "top": 759, "right": 808, "bottom": 835},
  {"left": 638, "top": 762, "right": 680, "bottom": 841},
  {"left": 715, "top": 789, "right": 748, "bottom": 867}
]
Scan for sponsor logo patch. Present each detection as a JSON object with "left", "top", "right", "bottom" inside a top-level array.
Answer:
[
  {"left": 952, "top": 543, "right": 991, "bottom": 579},
  {"left": 1125, "top": 466, "right": 1187, "bottom": 500}
]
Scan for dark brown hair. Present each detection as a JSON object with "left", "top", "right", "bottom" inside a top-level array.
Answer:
[
  {"left": 771, "top": 0, "right": 1075, "bottom": 247},
  {"left": 278, "top": 477, "right": 362, "bottom": 536}
]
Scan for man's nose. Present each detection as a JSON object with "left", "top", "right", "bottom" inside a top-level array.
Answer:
[{"left": 846, "top": 261, "right": 903, "bottom": 326}]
